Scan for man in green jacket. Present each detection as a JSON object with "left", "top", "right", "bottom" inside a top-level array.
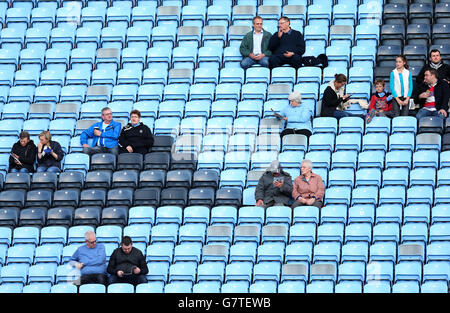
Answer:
[{"left": 239, "top": 16, "right": 272, "bottom": 69}]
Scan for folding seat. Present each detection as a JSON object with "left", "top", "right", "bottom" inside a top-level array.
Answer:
[
  {"left": 0, "top": 189, "right": 26, "bottom": 208},
  {"left": 128, "top": 205, "right": 155, "bottom": 226},
  {"left": 45, "top": 207, "right": 74, "bottom": 228},
  {"left": 110, "top": 170, "right": 138, "bottom": 189},
  {"left": 357, "top": 150, "right": 385, "bottom": 170},
  {"left": 312, "top": 244, "right": 340, "bottom": 264},
  {"left": 423, "top": 261, "right": 450, "bottom": 283},
  {"left": 400, "top": 223, "right": 428, "bottom": 245},
  {"left": 106, "top": 188, "right": 134, "bottom": 208},
  {"left": 432, "top": 23, "right": 450, "bottom": 45},
  {"left": 429, "top": 221, "right": 450, "bottom": 242},
  {"left": 4, "top": 172, "right": 31, "bottom": 191},
  {"left": 160, "top": 187, "right": 189, "bottom": 207},
  {"left": 369, "top": 243, "right": 397, "bottom": 264},
  {"left": 187, "top": 187, "right": 215, "bottom": 208},
  {"left": 73, "top": 207, "right": 102, "bottom": 227},
  {"left": 363, "top": 280, "right": 391, "bottom": 293},
  {"left": 412, "top": 150, "right": 439, "bottom": 170},
  {"left": 415, "top": 133, "right": 442, "bottom": 152},
  {"left": 308, "top": 133, "right": 335, "bottom": 152},
  {"left": 0, "top": 263, "right": 29, "bottom": 285},
  {"left": 324, "top": 186, "right": 351, "bottom": 206},
  {"left": 421, "top": 281, "right": 448, "bottom": 293},
  {"left": 107, "top": 283, "right": 135, "bottom": 294}
]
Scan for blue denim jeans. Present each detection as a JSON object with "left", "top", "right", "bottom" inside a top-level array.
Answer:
[
  {"left": 415, "top": 108, "right": 446, "bottom": 121},
  {"left": 10, "top": 167, "right": 30, "bottom": 173},
  {"left": 36, "top": 165, "right": 60, "bottom": 173},
  {"left": 240, "top": 56, "right": 270, "bottom": 69}
]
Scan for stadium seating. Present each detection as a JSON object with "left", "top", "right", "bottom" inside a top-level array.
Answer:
[{"left": 0, "top": 0, "right": 447, "bottom": 295}]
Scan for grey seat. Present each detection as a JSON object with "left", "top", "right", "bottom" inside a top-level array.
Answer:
[
  {"left": 234, "top": 225, "right": 260, "bottom": 244},
  {"left": 177, "top": 26, "right": 201, "bottom": 42},
  {"left": 281, "top": 134, "right": 308, "bottom": 152},
  {"left": 267, "top": 84, "right": 292, "bottom": 100},
  {"left": 75, "top": 119, "right": 98, "bottom": 136},
  {"left": 201, "top": 244, "right": 229, "bottom": 263},
  {"left": 282, "top": 5, "right": 306, "bottom": 20},
  {"left": 54, "top": 102, "right": 80, "bottom": 119},
  {"left": 202, "top": 25, "right": 227, "bottom": 43},
  {"left": 168, "top": 68, "right": 193, "bottom": 84},
  {"left": 259, "top": 118, "right": 283, "bottom": 135},
  {"left": 228, "top": 25, "right": 252, "bottom": 43},
  {"left": 281, "top": 263, "right": 308, "bottom": 282},
  {"left": 232, "top": 5, "right": 256, "bottom": 20},
  {"left": 257, "top": 5, "right": 281, "bottom": 20},
  {"left": 398, "top": 244, "right": 424, "bottom": 262},
  {"left": 206, "top": 225, "right": 233, "bottom": 244},
  {"left": 255, "top": 134, "right": 281, "bottom": 152},
  {"left": 310, "top": 263, "right": 337, "bottom": 281},
  {"left": 29, "top": 103, "right": 54, "bottom": 119},
  {"left": 96, "top": 48, "right": 120, "bottom": 62},
  {"left": 262, "top": 225, "right": 288, "bottom": 243},
  {"left": 246, "top": 170, "right": 265, "bottom": 188}
]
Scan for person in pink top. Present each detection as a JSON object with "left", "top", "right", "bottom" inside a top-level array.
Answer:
[{"left": 291, "top": 159, "right": 325, "bottom": 209}]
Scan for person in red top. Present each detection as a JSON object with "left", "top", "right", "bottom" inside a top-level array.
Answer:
[{"left": 366, "top": 79, "right": 395, "bottom": 123}]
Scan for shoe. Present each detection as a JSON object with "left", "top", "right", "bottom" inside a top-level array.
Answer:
[{"left": 365, "top": 109, "right": 376, "bottom": 123}]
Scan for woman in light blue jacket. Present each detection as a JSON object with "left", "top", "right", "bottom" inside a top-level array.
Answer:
[{"left": 280, "top": 91, "right": 313, "bottom": 138}]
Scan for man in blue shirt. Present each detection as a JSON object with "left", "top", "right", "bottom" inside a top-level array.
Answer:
[
  {"left": 69, "top": 230, "right": 107, "bottom": 285},
  {"left": 80, "top": 107, "right": 122, "bottom": 156}
]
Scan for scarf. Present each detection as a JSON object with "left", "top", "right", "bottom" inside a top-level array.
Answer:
[{"left": 430, "top": 62, "right": 442, "bottom": 70}]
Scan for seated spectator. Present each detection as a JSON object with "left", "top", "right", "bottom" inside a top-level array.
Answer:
[
  {"left": 107, "top": 236, "right": 148, "bottom": 286},
  {"left": 414, "top": 68, "right": 450, "bottom": 121},
  {"left": 320, "top": 74, "right": 352, "bottom": 119},
  {"left": 416, "top": 49, "right": 450, "bottom": 86},
  {"left": 118, "top": 109, "right": 154, "bottom": 155},
  {"left": 81, "top": 107, "right": 121, "bottom": 156},
  {"left": 9, "top": 131, "right": 37, "bottom": 173},
  {"left": 279, "top": 91, "right": 313, "bottom": 138},
  {"left": 268, "top": 16, "right": 305, "bottom": 70},
  {"left": 255, "top": 160, "right": 293, "bottom": 209},
  {"left": 366, "top": 79, "right": 396, "bottom": 123},
  {"left": 69, "top": 230, "right": 107, "bottom": 286},
  {"left": 239, "top": 16, "right": 272, "bottom": 70},
  {"left": 390, "top": 55, "right": 413, "bottom": 117},
  {"left": 291, "top": 159, "right": 325, "bottom": 209},
  {"left": 36, "top": 131, "right": 64, "bottom": 173}
]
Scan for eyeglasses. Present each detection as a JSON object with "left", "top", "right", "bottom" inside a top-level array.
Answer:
[{"left": 86, "top": 240, "right": 97, "bottom": 244}]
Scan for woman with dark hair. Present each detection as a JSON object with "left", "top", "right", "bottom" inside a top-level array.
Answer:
[
  {"left": 320, "top": 73, "right": 352, "bottom": 119},
  {"left": 389, "top": 55, "right": 413, "bottom": 116},
  {"left": 118, "top": 109, "right": 154, "bottom": 155}
]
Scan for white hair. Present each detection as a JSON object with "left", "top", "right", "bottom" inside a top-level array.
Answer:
[
  {"left": 288, "top": 91, "right": 302, "bottom": 104},
  {"left": 84, "top": 230, "right": 96, "bottom": 241},
  {"left": 301, "top": 159, "right": 313, "bottom": 169}
]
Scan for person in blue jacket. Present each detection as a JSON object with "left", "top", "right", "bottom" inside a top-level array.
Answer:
[
  {"left": 69, "top": 230, "right": 107, "bottom": 286},
  {"left": 80, "top": 107, "right": 122, "bottom": 155},
  {"left": 279, "top": 91, "right": 313, "bottom": 138}
]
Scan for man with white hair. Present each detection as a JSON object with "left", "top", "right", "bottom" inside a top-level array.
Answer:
[
  {"left": 69, "top": 230, "right": 107, "bottom": 285},
  {"left": 255, "top": 160, "right": 293, "bottom": 208},
  {"left": 291, "top": 159, "right": 325, "bottom": 209},
  {"left": 279, "top": 91, "right": 313, "bottom": 138}
]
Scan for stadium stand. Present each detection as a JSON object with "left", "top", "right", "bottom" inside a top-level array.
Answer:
[{"left": 0, "top": 0, "right": 448, "bottom": 295}]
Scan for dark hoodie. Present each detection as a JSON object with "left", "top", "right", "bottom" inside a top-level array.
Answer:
[{"left": 9, "top": 139, "right": 37, "bottom": 172}]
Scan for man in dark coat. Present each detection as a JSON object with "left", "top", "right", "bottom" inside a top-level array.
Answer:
[
  {"left": 254, "top": 160, "right": 293, "bottom": 209},
  {"left": 268, "top": 16, "right": 305, "bottom": 69},
  {"left": 9, "top": 131, "right": 37, "bottom": 173},
  {"left": 416, "top": 49, "right": 450, "bottom": 85},
  {"left": 118, "top": 109, "right": 154, "bottom": 155},
  {"left": 107, "top": 236, "right": 148, "bottom": 286}
]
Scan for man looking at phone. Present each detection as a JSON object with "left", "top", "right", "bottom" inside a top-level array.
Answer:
[
  {"left": 414, "top": 68, "right": 450, "bottom": 121},
  {"left": 107, "top": 236, "right": 148, "bottom": 287},
  {"left": 255, "top": 160, "right": 293, "bottom": 209},
  {"left": 80, "top": 107, "right": 121, "bottom": 156},
  {"left": 291, "top": 159, "right": 325, "bottom": 209},
  {"left": 267, "top": 16, "right": 305, "bottom": 69},
  {"left": 239, "top": 16, "right": 272, "bottom": 69}
]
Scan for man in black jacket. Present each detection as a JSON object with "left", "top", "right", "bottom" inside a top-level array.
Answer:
[
  {"left": 268, "top": 16, "right": 305, "bottom": 69},
  {"left": 414, "top": 68, "right": 450, "bottom": 121},
  {"left": 9, "top": 131, "right": 37, "bottom": 173},
  {"left": 107, "top": 236, "right": 148, "bottom": 286},
  {"left": 416, "top": 49, "right": 450, "bottom": 85},
  {"left": 118, "top": 109, "right": 154, "bottom": 155}
]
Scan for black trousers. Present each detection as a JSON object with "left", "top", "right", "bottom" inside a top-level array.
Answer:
[
  {"left": 108, "top": 274, "right": 148, "bottom": 286},
  {"left": 280, "top": 128, "right": 312, "bottom": 138},
  {"left": 80, "top": 274, "right": 108, "bottom": 285},
  {"left": 269, "top": 54, "right": 303, "bottom": 69}
]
